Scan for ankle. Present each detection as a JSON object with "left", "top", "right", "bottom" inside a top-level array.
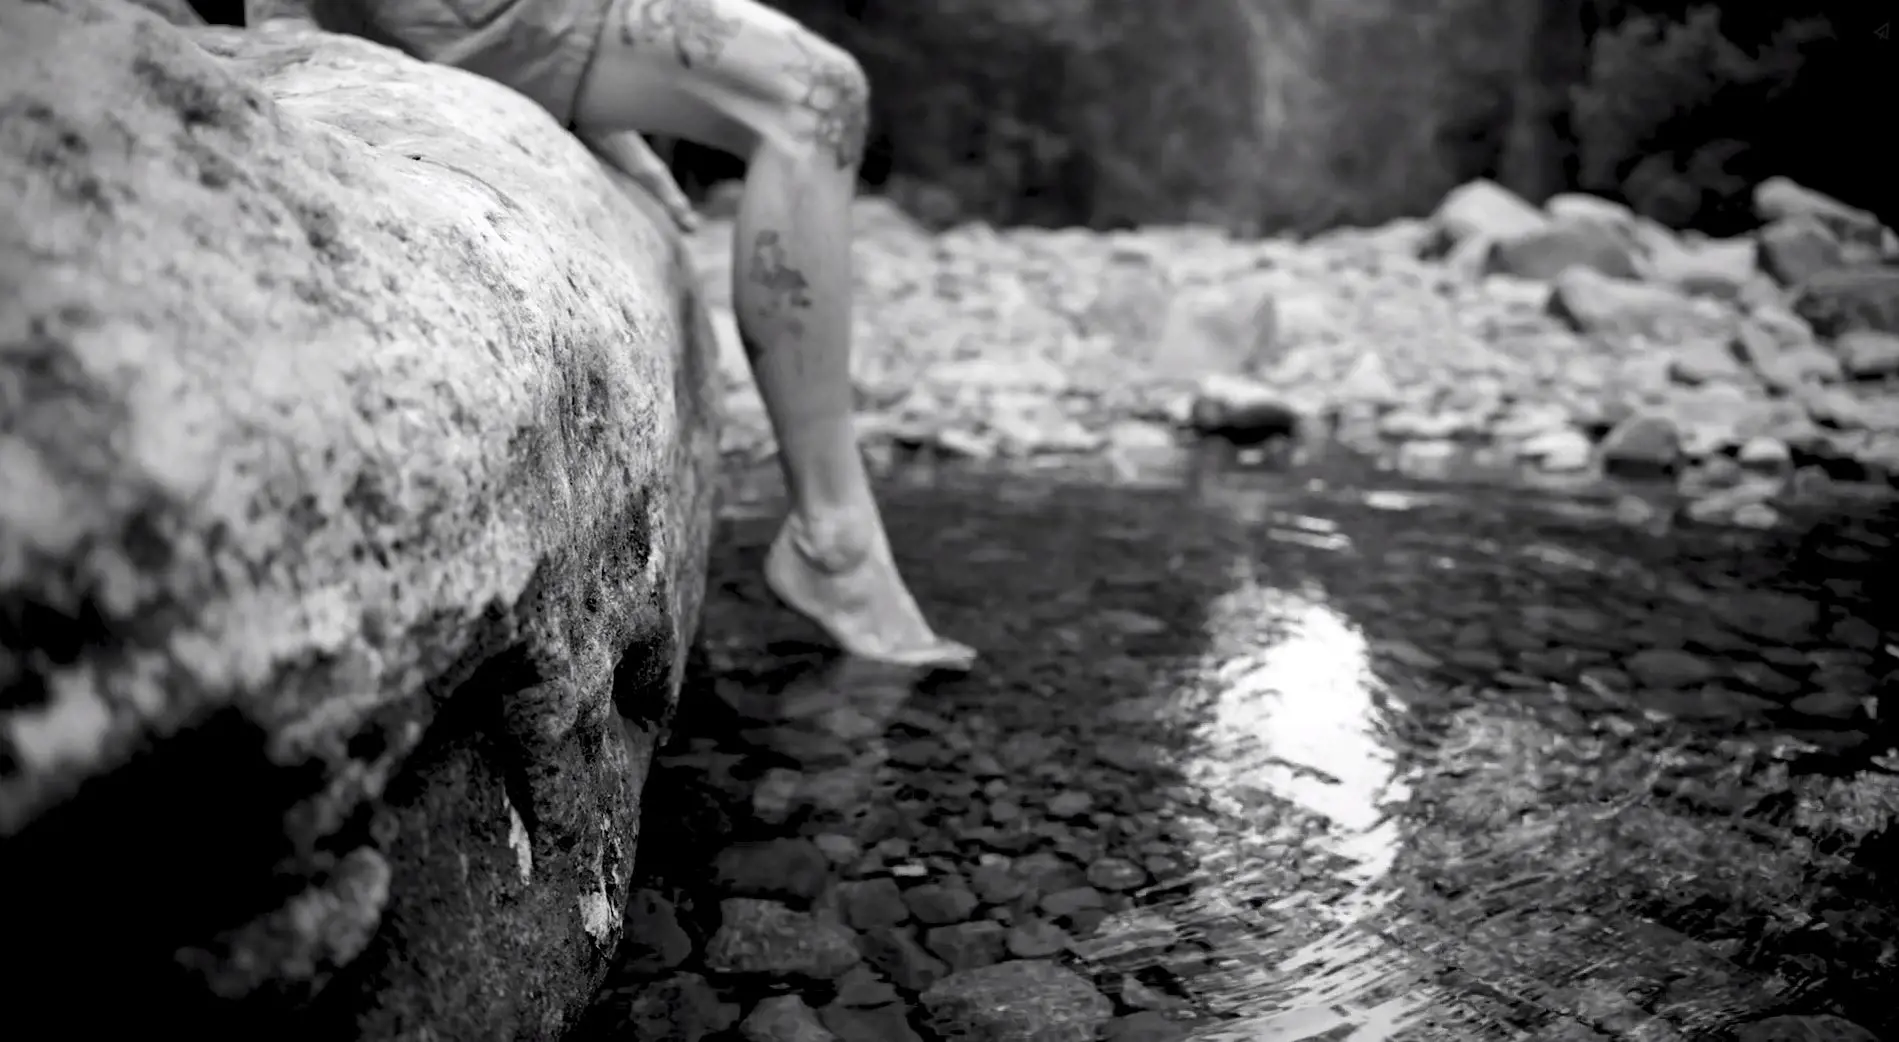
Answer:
[{"left": 783, "top": 508, "right": 874, "bottom": 573}]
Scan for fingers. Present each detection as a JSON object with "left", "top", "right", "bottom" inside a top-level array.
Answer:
[
  {"left": 584, "top": 131, "right": 700, "bottom": 232},
  {"left": 653, "top": 176, "right": 700, "bottom": 232}
]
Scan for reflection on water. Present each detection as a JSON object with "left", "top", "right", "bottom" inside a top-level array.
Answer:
[
  {"left": 1172, "top": 579, "right": 1427, "bottom": 1038},
  {"left": 1193, "top": 586, "right": 1399, "bottom": 838}
]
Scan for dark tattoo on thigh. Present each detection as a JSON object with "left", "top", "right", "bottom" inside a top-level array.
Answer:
[
  {"left": 747, "top": 231, "right": 813, "bottom": 339},
  {"left": 620, "top": 0, "right": 743, "bottom": 69},
  {"left": 786, "top": 37, "right": 869, "bottom": 171}
]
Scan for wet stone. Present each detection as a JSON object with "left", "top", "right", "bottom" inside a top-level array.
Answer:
[
  {"left": 920, "top": 959, "right": 1114, "bottom": 1042},
  {"left": 998, "top": 732, "right": 1061, "bottom": 770},
  {"left": 837, "top": 878, "right": 910, "bottom": 930},
  {"left": 1760, "top": 645, "right": 1812, "bottom": 670},
  {"left": 704, "top": 898, "right": 862, "bottom": 979},
  {"left": 1085, "top": 857, "right": 1148, "bottom": 892},
  {"left": 813, "top": 832, "right": 861, "bottom": 866},
  {"left": 714, "top": 838, "right": 832, "bottom": 903},
  {"left": 1829, "top": 614, "right": 1882, "bottom": 650},
  {"left": 740, "top": 995, "right": 839, "bottom": 1042},
  {"left": 620, "top": 888, "right": 694, "bottom": 976},
  {"left": 1599, "top": 413, "right": 1683, "bottom": 478},
  {"left": 1067, "top": 910, "right": 1178, "bottom": 965},
  {"left": 1729, "top": 660, "right": 1805, "bottom": 699},
  {"left": 861, "top": 925, "right": 951, "bottom": 991},
  {"left": 1710, "top": 590, "right": 1823, "bottom": 644},
  {"left": 1007, "top": 919, "right": 1074, "bottom": 958},
  {"left": 1040, "top": 886, "right": 1107, "bottom": 917},
  {"left": 1732, "top": 1015, "right": 1882, "bottom": 1042},
  {"left": 621, "top": 971, "right": 738, "bottom": 1042},
  {"left": 970, "top": 860, "right": 1030, "bottom": 904},
  {"left": 1789, "top": 689, "right": 1864, "bottom": 721},
  {"left": 820, "top": 1000, "right": 926, "bottom": 1042},
  {"left": 903, "top": 882, "right": 981, "bottom": 925},
  {"left": 874, "top": 837, "right": 913, "bottom": 860},
  {"left": 1098, "top": 607, "right": 1169, "bottom": 637},
  {"left": 741, "top": 727, "right": 856, "bottom": 765},
  {"left": 1812, "top": 661, "right": 1879, "bottom": 696},
  {"left": 1626, "top": 647, "right": 1719, "bottom": 689},
  {"left": 751, "top": 767, "right": 804, "bottom": 825},
  {"left": 1047, "top": 790, "right": 1096, "bottom": 818},
  {"left": 1115, "top": 976, "right": 1182, "bottom": 1011},
  {"left": 833, "top": 964, "right": 902, "bottom": 1007},
  {"left": 890, "top": 739, "right": 950, "bottom": 768},
  {"left": 801, "top": 765, "right": 875, "bottom": 815},
  {"left": 1094, "top": 737, "right": 1162, "bottom": 772},
  {"left": 926, "top": 920, "right": 1009, "bottom": 971},
  {"left": 1013, "top": 851, "right": 1087, "bottom": 898},
  {"left": 1102, "top": 1010, "right": 1197, "bottom": 1042},
  {"left": 1641, "top": 686, "right": 1780, "bottom": 721}
]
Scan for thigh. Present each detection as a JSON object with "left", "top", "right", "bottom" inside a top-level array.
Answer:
[
  {"left": 572, "top": 0, "right": 853, "bottom": 161},
  {"left": 574, "top": 57, "right": 760, "bottom": 158}
]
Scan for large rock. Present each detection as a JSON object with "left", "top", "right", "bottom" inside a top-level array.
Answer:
[
  {"left": 1793, "top": 266, "right": 1899, "bottom": 337},
  {"left": 1432, "top": 178, "right": 1548, "bottom": 247},
  {"left": 0, "top": 1, "right": 720, "bottom": 1038},
  {"left": 1754, "top": 176, "right": 1889, "bottom": 254}
]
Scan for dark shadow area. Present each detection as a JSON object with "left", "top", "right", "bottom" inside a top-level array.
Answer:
[
  {"left": 1572, "top": 0, "right": 1898, "bottom": 233},
  {"left": 187, "top": 0, "right": 241, "bottom": 25},
  {"left": 0, "top": 706, "right": 332, "bottom": 1037}
]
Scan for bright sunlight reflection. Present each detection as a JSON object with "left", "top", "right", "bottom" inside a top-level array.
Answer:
[
  {"left": 1191, "top": 571, "right": 1406, "bottom": 874},
  {"left": 1168, "top": 559, "right": 1431, "bottom": 1040}
]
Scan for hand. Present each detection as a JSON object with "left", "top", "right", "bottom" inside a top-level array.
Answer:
[{"left": 585, "top": 131, "right": 700, "bottom": 234}]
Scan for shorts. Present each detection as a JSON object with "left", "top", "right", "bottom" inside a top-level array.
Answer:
[{"left": 320, "top": 0, "right": 619, "bottom": 127}]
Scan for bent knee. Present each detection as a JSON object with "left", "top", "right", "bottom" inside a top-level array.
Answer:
[{"left": 774, "top": 32, "right": 870, "bottom": 171}]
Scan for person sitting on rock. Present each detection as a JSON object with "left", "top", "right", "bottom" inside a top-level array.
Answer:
[{"left": 246, "top": 0, "right": 974, "bottom": 669}]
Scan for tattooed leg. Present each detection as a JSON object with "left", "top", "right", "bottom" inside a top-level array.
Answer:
[{"left": 574, "top": 0, "right": 974, "bottom": 668}]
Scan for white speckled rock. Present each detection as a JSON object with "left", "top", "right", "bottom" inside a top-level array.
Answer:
[{"left": 0, "top": 0, "right": 719, "bottom": 1037}]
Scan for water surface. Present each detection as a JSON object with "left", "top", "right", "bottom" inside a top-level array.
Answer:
[{"left": 586, "top": 445, "right": 1896, "bottom": 1042}]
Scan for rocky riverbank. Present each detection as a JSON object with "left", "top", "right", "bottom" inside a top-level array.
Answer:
[{"left": 694, "top": 176, "right": 1898, "bottom": 528}]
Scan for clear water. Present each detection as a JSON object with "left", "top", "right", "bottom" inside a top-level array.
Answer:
[{"left": 583, "top": 442, "right": 1896, "bottom": 1042}]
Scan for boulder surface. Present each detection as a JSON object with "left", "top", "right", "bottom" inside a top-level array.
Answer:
[{"left": 0, "top": 0, "right": 720, "bottom": 1037}]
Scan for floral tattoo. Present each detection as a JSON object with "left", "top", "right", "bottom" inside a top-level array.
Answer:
[{"left": 786, "top": 37, "right": 869, "bottom": 171}]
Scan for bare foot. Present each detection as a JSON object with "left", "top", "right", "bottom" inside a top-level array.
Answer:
[{"left": 764, "top": 513, "right": 977, "bottom": 671}]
